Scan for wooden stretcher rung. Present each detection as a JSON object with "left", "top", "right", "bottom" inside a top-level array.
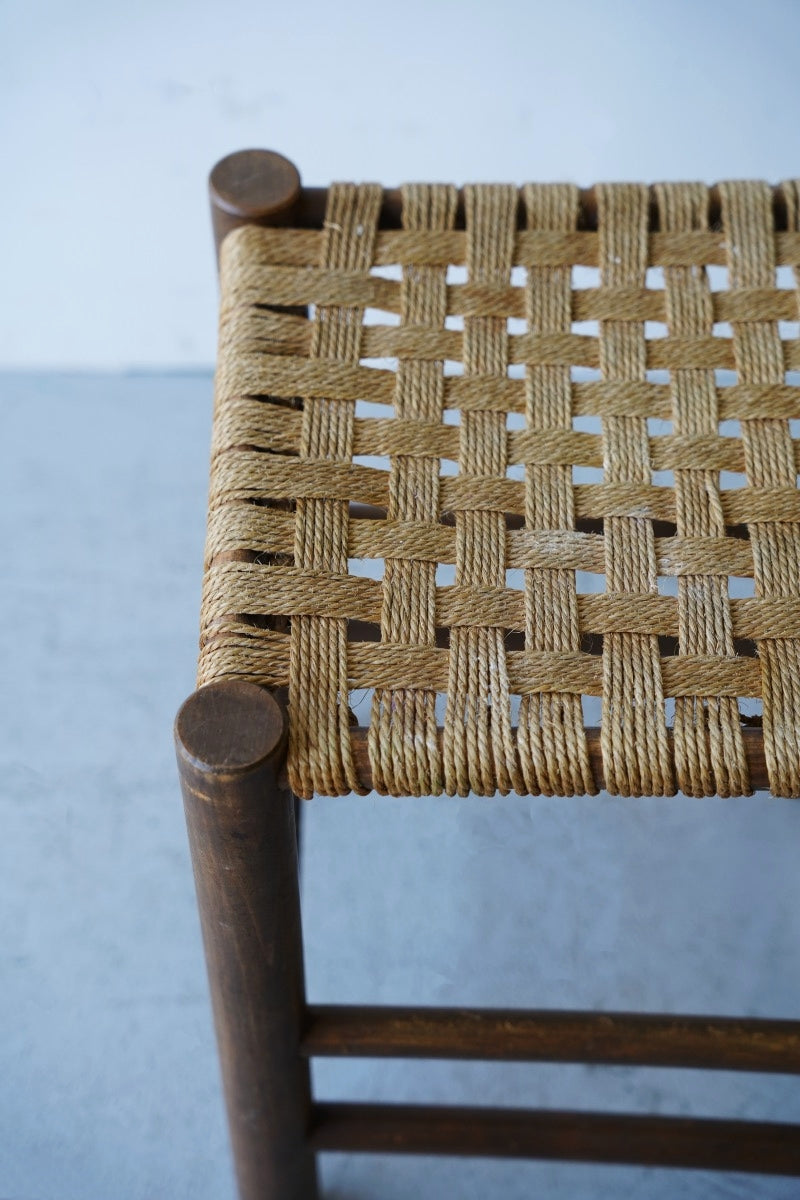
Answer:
[
  {"left": 302, "top": 1005, "right": 800, "bottom": 1073},
  {"left": 309, "top": 1102, "right": 800, "bottom": 1174}
]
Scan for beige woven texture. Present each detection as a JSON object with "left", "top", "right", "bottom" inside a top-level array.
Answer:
[{"left": 199, "top": 179, "right": 800, "bottom": 799}]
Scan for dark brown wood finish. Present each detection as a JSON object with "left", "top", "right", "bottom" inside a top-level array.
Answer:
[
  {"left": 303, "top": 1005, "right": 800, "bottom": 1072},
  {"left": 210, "top": 149, "right": 302, "bottom": 256},
  {"left": 310, "top": 1103, "right": 800, "bottom": 1174},
  {"left": 175, "top": 681, "right": 318, "bottom": 1200}
]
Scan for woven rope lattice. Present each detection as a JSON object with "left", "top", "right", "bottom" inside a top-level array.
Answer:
[{"left": 200, "top": 179, "right": 800, "bottom": 798}]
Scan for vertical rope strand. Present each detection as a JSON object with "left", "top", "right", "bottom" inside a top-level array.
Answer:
[
  {"left": 598, "top": 185, "right": 674, "bottom": 796},
  {"left": 289, "top": 184, "right": 381, "bottom": 797},
  {"left": 655, "top": 182, "right": 749, "bottom": 797},
  {"left": 369, "top": 184, "right": 457, "bottom": 795},
  {"left": 443, "top": 185, "right": 524, "bottom": 796},
  {"left": 518, "top": 183, "right": 595, "bottom": 796},
  {"left": 720, "top": 181, "right": 800, "bottom": 798}
]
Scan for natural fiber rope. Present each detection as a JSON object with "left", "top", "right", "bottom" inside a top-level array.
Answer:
[
  {"left": 368, "top": 184, "right": 456, "bottom": 795},
  {"left": 288, "top": 183, "right": 381, "bottom": 797},
  {"left": 199, "top": 178, "right": 800, "bottom": 798},
  {"left": 720, "top": 182, "right": 800, "bottom": 798},
  {"left": 518, "top": 184, "right": 594, "bottom": 796},
  {"left": 443, "top": 185, "right": 522, "bottom": 796},
  {"left": 656, "top": 183, "right": 748, "bottom": 797},
  {"left": 597, "top": 185, "right": 673, "bottom": 796}
]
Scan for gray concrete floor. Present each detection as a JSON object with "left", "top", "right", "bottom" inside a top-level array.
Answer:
[{"left": 3, "top": 372, "right": 800, "bottom": 1199}]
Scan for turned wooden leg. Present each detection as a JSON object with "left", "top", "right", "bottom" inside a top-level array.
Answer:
[
  {"left": 175, "top": 680, "right": 318, "bottom": 1200},
  {"left": 209, "top": 148, "right": 302, "bottom": 258}
]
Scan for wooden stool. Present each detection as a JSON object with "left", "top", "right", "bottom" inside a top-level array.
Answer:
[{"left": 175, "top": 150, "right": 800, "bottom": 1198}]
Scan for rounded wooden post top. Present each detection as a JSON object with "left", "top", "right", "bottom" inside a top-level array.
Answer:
[
  {"left": 175, "top": 680, "right": 287, "bottom": 774},
  {"left": 209, "top": 149, "right": 301, "bottom": 222}
]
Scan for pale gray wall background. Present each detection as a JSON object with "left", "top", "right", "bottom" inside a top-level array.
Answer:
[
  {"left": 3, "top": 0, "right": 800, "bottom": 368},
  {"left": 3, "top": 3, "right": 800, "bottom": 1198}
]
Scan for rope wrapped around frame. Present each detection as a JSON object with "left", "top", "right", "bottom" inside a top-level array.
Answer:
[{"left": 199, "top": 177, "right": 800, "bottom": 799}]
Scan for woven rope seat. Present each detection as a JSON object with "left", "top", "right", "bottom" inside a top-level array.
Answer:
[{"left": 200, "top": 158, "right": 800, "bottom": 800}]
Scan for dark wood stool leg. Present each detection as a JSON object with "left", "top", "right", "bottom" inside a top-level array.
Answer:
[
  {"left": 209, "top": 148, "right": 302, "bottom": 257},
  {"left": 175, "top": 680, "right": 318, "bottom": 1200}
]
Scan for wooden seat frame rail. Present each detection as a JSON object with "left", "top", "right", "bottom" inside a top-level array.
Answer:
[{"left": 174, "top": 151, "right": 800, "bottom": 1200}]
